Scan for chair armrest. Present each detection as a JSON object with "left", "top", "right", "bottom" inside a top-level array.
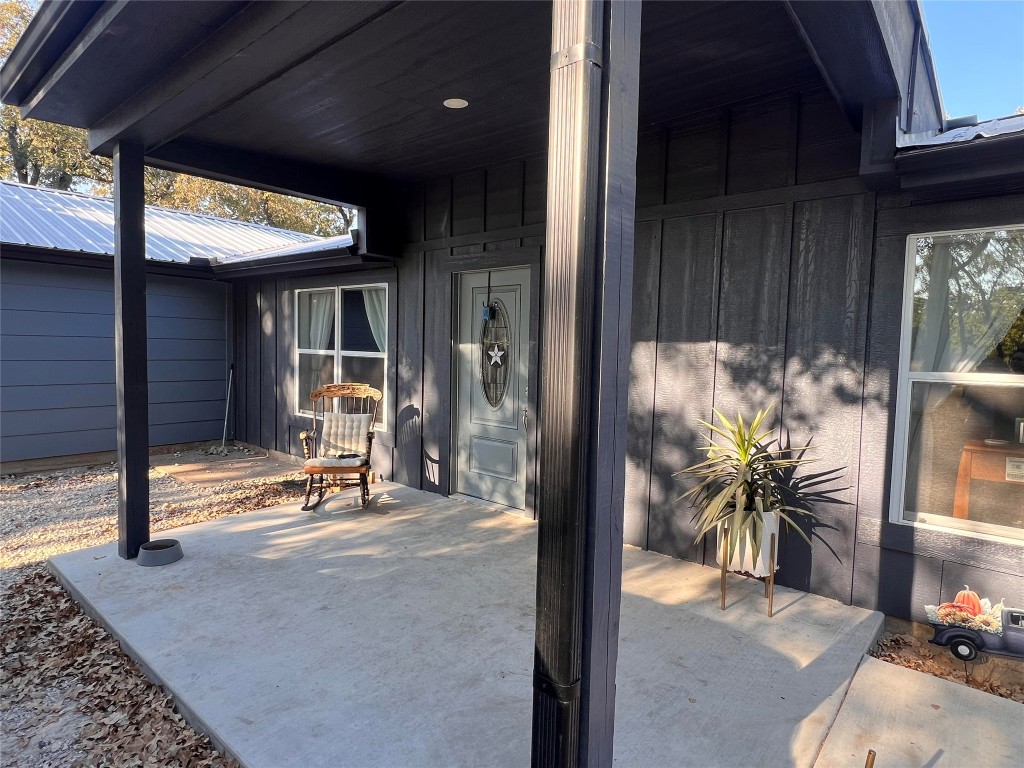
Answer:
[
  {"left": 365, "top": 430, "right": 375, "bottom": 458},
  {"left": 300, "top": 430, "right": 316, "bottom": 460}
]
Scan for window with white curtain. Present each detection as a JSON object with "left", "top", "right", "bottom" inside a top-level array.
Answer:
[
  {"left": 295, "top": 285, "right": 388, "bottom": 428},
  {"left": 891, "top": 226, "right": 1024, "bottom": 541}
]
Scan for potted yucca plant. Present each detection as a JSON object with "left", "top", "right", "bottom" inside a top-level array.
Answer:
[{"left": 678, "top": 407, "right": 816, "bottom": 578}]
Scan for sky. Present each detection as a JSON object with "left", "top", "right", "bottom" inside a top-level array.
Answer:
[{"left": 921, "top": 0, "right": 1024, "bottom": 121}]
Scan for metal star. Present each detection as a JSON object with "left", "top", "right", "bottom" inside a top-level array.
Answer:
[{"left": 488, "top": 344, "right": 505, "bottom": 366}]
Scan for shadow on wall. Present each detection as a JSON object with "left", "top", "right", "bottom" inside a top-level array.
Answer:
[
  {"left": 629, "top": 336, "right": 889, "bottom": 602},
  {"left": 396, "top": 404, "right": 430, "bottom": 488},
  {"left": 775, "top": 433, "right": 852, "bottom": 594}
]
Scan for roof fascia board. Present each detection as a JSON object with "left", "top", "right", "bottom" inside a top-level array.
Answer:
[
  {"left": 211, "top": 252, "right": 395, "bottom": 279},
  {"left": 895, "top": 134, "right": 1024, "bottom": 175},
  {"left": 782, "top": 0, "right": 899, "bottom": 127},
  {"left": 869, "top": 0, "right": 944, "bottom": 134},
  {"left": 142, "top": 138, "right": 381, "bottom": 209},
  {"left": 897, "top": 163, "right": 1024, "bottom": 194},
  {"left": 17, "top": 0, "right": 133, "bottom": 122},
  {"left": 893, "top": 134, "right": 1024, "bottom": 193},
  {"left": 908, "top": 0, "right": 946, "bottom": 129},
  {"left": 0, "top": 243, "right": 218, "bottom": 278},
  {"left": 143, "top": 138, "right": 400, "bottom": 256},
  {"left": 0, "top": 0, "right": 102, "bottom": 105}
]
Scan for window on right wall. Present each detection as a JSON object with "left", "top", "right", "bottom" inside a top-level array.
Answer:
[{"left": 892, "top": 225, "right": 1024, "bottom": 542}]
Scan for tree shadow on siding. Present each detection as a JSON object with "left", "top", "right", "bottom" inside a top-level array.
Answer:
[{"left": 630, "top": 343, "right": 884, "bottom": 601}]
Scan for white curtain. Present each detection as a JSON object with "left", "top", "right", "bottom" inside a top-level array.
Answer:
[
  {"left": 912, "top": 237, "right": 1019, "bottom": 374},
  {"left": 306, "top": 291, "right": 334, "bottom": 350},
  {"left": 362, "top": 288, "right": 386, "bottom": 353},
  {"left": 906, "top": 232, "right": 1022, "bottom": 516}
]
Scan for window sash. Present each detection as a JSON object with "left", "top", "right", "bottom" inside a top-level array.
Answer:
[
  {"left": 296, "top": 285, "right": 388, "bottom": 429},
  {"left": 890, "top": 227, "right": 1024, "bottom": 545}
]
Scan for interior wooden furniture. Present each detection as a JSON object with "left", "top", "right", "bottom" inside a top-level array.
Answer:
[
  {"left": 300, "top": 383, "right": 382, "bottom": 510},
  {"left": 952, "top": 439, "right": 1024, "bottom": 519}
]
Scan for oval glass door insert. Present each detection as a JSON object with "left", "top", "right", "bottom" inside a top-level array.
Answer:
[{"left": 480, "top": 300, "right": 511, "bottom": 408}]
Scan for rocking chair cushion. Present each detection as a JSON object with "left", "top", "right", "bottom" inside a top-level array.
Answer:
[
  {"left": 319, "top": 412, "right": 373, "bottom": 457},
  {"left": 304, "top": 456, "right": 368, "bottom": 469}
]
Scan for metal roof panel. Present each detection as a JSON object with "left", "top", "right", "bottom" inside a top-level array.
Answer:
[{"left": 0, "top": 180, "right": 320, "bottom": 263}]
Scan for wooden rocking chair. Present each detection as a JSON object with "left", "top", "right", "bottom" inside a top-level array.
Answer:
[{"left": 299, "top": 383, "right": 382, "bottom": 510}]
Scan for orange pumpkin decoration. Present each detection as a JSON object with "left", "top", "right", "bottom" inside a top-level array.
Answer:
[{"left": 954, "top": 586, "right": 982, "bottom": 616}]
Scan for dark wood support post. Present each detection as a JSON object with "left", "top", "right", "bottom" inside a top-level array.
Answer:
[
  {"left": 531, "top": 1, "right": 640, "bottom": 766},
  {"left": 113, "top": 141, "right": 150, "bottom": 559}
]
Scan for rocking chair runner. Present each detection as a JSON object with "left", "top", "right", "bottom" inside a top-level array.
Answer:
[{"left": 299, "top": 383, "right": 382, "bottom": 510}]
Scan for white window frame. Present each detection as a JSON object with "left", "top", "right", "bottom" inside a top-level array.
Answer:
[
  {"left": 889, "top": 224, "right": 1024, "bottom": 545},
  {"left": 294, "top": 284, "right": 388, "bottom": 430}
]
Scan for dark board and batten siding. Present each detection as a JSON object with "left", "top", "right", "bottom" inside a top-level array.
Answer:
[
  {"left": 625, "top": 86, "right": 875, "bottom": 605},
  {"left": 229, "top": 157, "right": 547, "bottom": 488},
  {"left": 229, "top": 268, "right": 399, "bottom": 483},
  {"left": 0, "top": 260, "right": 228, "bottom": 462},
  {"left": 626, "top": 85, "right": 1023, "bottom": 616},
  {"left": 229, "top": 82, "right": 1022, "bottom": 620},
  {"left": 393, "top": 157, "right": 548, "bottom": 501}
]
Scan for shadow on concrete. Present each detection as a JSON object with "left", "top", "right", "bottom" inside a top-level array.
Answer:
[{"left": 49, "top": 484, "right": 881, "bottom": 768}]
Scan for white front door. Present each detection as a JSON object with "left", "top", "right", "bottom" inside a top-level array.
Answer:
[{"left": 453, "top": 267, "right": 531, "bottom": 509}]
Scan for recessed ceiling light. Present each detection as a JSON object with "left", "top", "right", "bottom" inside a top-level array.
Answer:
[{"left": 443, "top": 98, "right": 469, "bottom": 109}]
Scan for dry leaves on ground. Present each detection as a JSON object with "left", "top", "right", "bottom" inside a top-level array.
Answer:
[
  {"left": 870, "top": 632, "right": 1024, "bottom": 703},
  {"left": 2, "top": 567, "right": 238, "bottom": 768},
  {"left": 1, "top": 460, "right": 305, "bottom": 768}
]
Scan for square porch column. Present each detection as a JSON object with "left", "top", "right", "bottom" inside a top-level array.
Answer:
[
  {"left": 531, "top": 1, "right": 641, "bottom": 766},
  {"left": 113, "top": 140, "right": 150, "bottom": 558}
]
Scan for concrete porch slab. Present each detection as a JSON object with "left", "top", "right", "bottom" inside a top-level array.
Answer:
[{"left": 49, "top": 483, "right": 882, "bottom": 767}]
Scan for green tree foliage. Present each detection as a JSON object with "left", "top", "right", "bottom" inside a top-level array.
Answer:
[{"left": 1, "top": 0, "right": 353, "bottom": 236}]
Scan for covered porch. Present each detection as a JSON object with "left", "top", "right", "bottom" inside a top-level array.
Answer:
[
  {"left": 50, "top": 483, "right": 883, "bottom": 767},
  {"left": 4, "top": 0, "right": 980, "bottom": 762}
]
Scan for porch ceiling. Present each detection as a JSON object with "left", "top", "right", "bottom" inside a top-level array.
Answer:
[{"left": 5, "top": 0, "right": 823, "bottom": 193}]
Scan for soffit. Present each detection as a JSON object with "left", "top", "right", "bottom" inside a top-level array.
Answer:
[{"left": 7, "top": 1, "right": 825, "bottom": 185}]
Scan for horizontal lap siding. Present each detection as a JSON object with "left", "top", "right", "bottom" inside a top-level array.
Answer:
[{"left": 0, "top": 261, "right": 228, "bottom": 462}]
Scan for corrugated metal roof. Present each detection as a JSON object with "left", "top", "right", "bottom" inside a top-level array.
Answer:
[
  {"left": 903, "top": 115, "right": 1024, "bottom": 149},
  {"left": 0, "top": 180, "right": 321, "bottom": 263},
  {"left": 212, "top": 233, "right": 355, "bottom": 265}
]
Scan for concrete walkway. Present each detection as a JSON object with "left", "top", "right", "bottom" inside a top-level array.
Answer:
[
  {"left": 816, "top": 656, "right": 1023, "bottom": 767},
  {"left": 50, "top": 483, "right": 887, "bottom": 767}
]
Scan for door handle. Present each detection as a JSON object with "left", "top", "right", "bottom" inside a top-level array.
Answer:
[{"left": 523, "top": 407, "right": 528, "bottom": 431}]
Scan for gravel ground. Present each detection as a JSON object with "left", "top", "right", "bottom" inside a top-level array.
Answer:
[{"left": 1, "top": 449, "right": 305, "bottom": 768}]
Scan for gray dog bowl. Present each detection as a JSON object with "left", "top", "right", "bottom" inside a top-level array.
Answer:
[{"left": 137, "top": 539, "right": 184, "bottom": 567}]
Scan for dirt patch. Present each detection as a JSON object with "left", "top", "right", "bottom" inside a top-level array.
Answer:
[
  {"left": 0, "top": 458, "right": 306, "bottom": 768},
  {"left": 870, "top": 628, "right": 1024, "bottom": 703}
]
